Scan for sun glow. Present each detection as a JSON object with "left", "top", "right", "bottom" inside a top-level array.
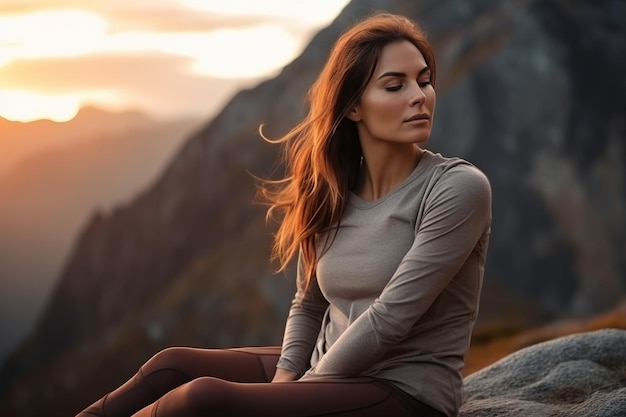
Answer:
[
  {"left": 0, "top": 89, "right": 127, "bottom": 122},
  {"left": 192, "top": 25, "right": 298, "bottom": 78},
  {"left": 0, "top": 10, "right": 108, "bottom": 66},
  {"left": 0, "top": 90, "right": 81, "bottom": 122}
]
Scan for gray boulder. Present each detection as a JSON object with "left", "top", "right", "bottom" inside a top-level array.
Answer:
[{"left": 460, "top": 329, "right": 626, "bottom": 416}]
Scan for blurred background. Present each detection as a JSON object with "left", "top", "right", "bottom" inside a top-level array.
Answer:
[{"left": 0, "top": 0, "right": 624, "bottom": 416}]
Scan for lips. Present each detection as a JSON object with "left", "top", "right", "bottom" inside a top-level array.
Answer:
[{"left": 404, "top": 113, "right": 429, "bottom": 122}]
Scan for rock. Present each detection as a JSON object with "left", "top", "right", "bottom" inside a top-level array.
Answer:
[{"left": 460, "top": 329, "right": 626, "bottom": 417}]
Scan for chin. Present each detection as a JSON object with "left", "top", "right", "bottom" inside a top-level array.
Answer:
[{"left": 412, "top": 136, "right": 430, "bottom": 145}]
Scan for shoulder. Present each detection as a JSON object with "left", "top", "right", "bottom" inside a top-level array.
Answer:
[
  {"left": 425, "top": 152, "right": 490, "bottom": 190},
  {"left": 424, "top": 152, "right": 492, "bottom": 210},
  {"left": 443, "top": 161, "right": 491, "bottom": 196}
]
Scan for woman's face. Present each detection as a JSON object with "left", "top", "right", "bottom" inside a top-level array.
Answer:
[{"left": 348, "top": 40, "right": 436, "bottom": 148}]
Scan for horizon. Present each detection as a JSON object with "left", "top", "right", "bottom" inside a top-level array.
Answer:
[{"left": 0, "top": 103, "right": 205, "bottom": 125}]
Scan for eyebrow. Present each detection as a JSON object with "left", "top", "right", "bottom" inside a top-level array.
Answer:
[{"left": 376, "top": 66, "right": 431, "bottom": 80}]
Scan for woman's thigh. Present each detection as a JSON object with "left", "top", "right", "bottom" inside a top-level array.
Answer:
[
  {"left": 136, "top": 376, "right": 433, "bottom": 417},
  {"left": 141, "top": 345, "right": 281, "bottom": 384}
]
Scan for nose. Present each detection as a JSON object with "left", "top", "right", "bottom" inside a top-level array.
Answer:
[{"left": 410, "top": 81, "right": 426, "bottom": 106}]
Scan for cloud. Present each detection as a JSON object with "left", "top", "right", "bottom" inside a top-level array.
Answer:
[
  {"left": 0, "top": 1, "right": 348, "bottom": 121},
  {"left": 0, "top": 0, "right": 79, "bottom": 14},
  {"left": 105, "top": 8, "right": 267, "bottom": 33},
  {"left": 0, "top": 0, "right": 321, "bottom": 36},
  {"left": 0, "top": 52, "right": 262, "bottom": 118}
]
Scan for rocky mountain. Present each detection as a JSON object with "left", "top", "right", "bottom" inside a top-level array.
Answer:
[
  {"left": 0, "top": 108, "right": 201, "bottom": 363},
  {"left": 1, "top": 0, "right": 625, "bottom": 416}
]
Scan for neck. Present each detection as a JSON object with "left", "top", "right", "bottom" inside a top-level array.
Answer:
[{"left": 356, "top": 144, "right": 423, "bottom": 201}]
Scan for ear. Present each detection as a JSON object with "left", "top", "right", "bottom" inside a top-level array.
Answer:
[{"left": 346, "top": 106, "right": 361, "bottom": 122}]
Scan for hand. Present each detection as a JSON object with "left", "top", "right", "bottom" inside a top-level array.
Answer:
[{"left": 271, "top": 368, "right": 298, "bottom": 383}]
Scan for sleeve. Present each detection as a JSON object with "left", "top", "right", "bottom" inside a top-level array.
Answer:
[
  {"left": 302, "top": 165, "right": 492, "bottom": 378},
  {"left": 275, "top": 251, "right": 329, "bottom": 377}
]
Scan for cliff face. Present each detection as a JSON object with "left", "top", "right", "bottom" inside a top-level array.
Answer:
[
  {"left": 1, "top": 0, "right": 625, "bottom": 416},
  {"left": 426, "top": 0, "right": 626, "bottom": 317}
]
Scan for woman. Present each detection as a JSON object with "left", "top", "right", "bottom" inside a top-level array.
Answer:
[{"left": 77, "top": 12, "right": 491, "bottom": 417}]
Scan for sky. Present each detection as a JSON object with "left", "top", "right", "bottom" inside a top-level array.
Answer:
[{"left": 0, "top": 0, "right": 351, "bottom": 122}]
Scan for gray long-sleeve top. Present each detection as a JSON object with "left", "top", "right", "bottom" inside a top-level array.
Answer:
[{"left": 276, "top": 150, "right": 492, "bottom": 416}]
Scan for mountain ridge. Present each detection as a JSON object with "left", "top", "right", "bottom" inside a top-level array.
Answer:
[{"left": 0, "top": 106, "right": 180, "bottom": 175}]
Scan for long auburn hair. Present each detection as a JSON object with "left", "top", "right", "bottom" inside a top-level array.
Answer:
[{"left": 258, "top": 12, "right": 436, "bottom": 289}]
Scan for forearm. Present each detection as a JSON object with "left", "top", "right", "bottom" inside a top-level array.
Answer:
[
  {"left": 276, "top": 298, "right": 326, "bottom": 376},
  {"left": 303, "top": 313, "right": 380, "bottom": 378}
]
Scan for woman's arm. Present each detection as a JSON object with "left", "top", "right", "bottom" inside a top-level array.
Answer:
[
  {"left": 303, "top": 165, "right": 492, "bottom": 378},
  {"left": 274, "top": 253, "right": 329, "bottom": 379}
]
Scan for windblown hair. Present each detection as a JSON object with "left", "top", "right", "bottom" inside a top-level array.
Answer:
[{"left": 258, "top": 12, "right": 436, "bottom": 289}]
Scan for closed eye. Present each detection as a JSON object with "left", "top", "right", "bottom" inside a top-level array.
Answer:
[
  {"left": 418, "top": 80, "right": 432, "bottom": 88},
  {"left": 385, "top": 85, "right": 403, "bottom": 92}
]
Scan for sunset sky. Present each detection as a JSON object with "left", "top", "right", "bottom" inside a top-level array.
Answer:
[{"left": 0, "top": 0, "right": 350, "bottom": 122}]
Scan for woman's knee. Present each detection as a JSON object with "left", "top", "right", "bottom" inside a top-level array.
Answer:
[
  {"left": 179, "top": 377, "right": 233, "bottom": 412},
  {"left": 140, "top": 347, "right": 194, "bottom": 382}
]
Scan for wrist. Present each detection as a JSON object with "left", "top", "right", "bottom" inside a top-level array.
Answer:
[{"left": 271, "top": 368, "right": 299, "bottom": 383}]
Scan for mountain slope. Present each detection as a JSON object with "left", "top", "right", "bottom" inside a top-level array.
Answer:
[{"left": 0, "top": 110, "right": 201, "bottom": 362}]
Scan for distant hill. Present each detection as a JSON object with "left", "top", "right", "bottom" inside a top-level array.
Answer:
[
  {"left": 0, "top": 108, "right": 202, "bottom": 364},
  {"left": 1, "top": 0, "right": 625, "bottom": 416},
  {"left": 0, "top": 106, "right": 185, "bottom": 175}
]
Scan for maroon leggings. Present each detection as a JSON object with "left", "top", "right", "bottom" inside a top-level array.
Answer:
[{"left": 75, "top": 346, "right": 445, "bottom": 417}]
